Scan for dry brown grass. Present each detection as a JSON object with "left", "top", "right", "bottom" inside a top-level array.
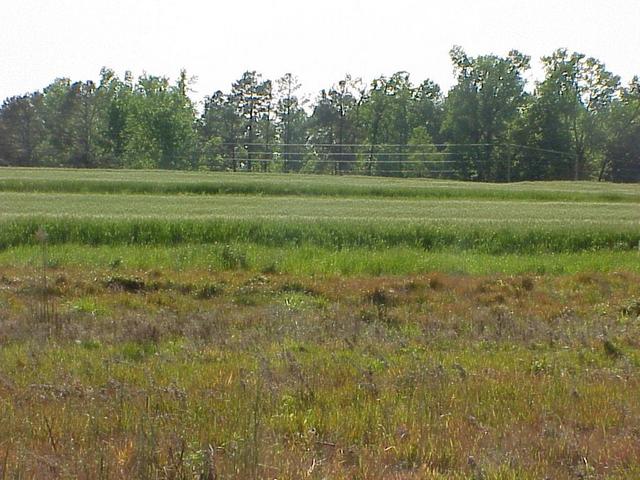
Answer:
[{"left": 1, "top": 266, "right": 639, "bottom": 478}]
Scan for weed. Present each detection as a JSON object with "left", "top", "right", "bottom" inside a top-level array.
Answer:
[
  {"left": 105, "top": 275, "right": 147, "bottom": 293},
  {"left": 193, "top": 283, "right": 223, "bottom": 299},
  {"left": 109, "top": 257, "right": 123, "bottom": 269},
  {"left": 602, "top": 338, "right": 624, "bottom": 359},
  {"left": 219, "top": 244, "right": 248, "bottom": 270},
  {"left": 621, "top": 298, "right": 640, "bottom": 318},
  {"left": 120, "top": 341, "right": 158, "bottom": 361},
  {"left": 32, "top": 227, "right": 58, "bottom": 327}
]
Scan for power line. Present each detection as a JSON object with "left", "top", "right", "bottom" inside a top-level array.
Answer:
[
  {"left": 506, "top": 143, "right": 577, "bottom": 159},
  {"left": 222, "top": 142, "right": 495, "bottom": 148},
  {"left": 218, "top": 142, "right": 578, "bottom": 158},
  {"left": 220, "top": 151, "right": 488, "bottom": 158},
  {"left": 216, "top": 158, "right": 492, "bottom": 164}
]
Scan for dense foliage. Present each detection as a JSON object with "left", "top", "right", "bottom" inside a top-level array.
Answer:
[{"left": 1, "top": 47, "right": 638, "bottom": 181}]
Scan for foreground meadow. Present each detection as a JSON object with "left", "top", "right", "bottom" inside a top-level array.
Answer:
[
  {"left": 0, "top": 168, "right": 639, "bottom": 479},
  {"left": 1, "top": 267, "right": 640, "bottom": 479}
]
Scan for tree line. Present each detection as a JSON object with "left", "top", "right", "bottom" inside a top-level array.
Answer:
[{"left": 1, "top": 47, "right": 638, "bottom": 182}]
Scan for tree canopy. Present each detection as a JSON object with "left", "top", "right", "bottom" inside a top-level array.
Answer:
[{"left": 1, "top": 47, "right": 638, "bottom": 182}]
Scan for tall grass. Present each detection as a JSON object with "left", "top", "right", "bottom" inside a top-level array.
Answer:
[
  {"left": 4, "top": 191, "right": 638, "bottom": 225},
  {"left": 3, "top": 243, "right": 639, "bottom": 275},
  {"left": 1, "top": 216, "right": 638, "bottom": 253},
  {"left": 1, "top": 169, "right": 637, "bottom": 256},
  {"left": 2, "top": 167, "right": 640, "bottom": 202}
]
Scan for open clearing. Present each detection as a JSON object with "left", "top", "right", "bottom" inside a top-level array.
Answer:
[{"left": 0, "top": 168, "right": 639, "bottom": 479}]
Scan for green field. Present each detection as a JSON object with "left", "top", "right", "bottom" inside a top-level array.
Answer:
[
  {"left": 3, "top": 191, "right": 640, "bottom": 224},
  {"left": 3, "top": 166, "right": 640, "bottom": 201},
  {"left": 0, "top": 169, "right": 639, "bottom": 257},
  {"left": 1, "top": 168, "right": 640, "bottom": 479},
  {"left": 3, "top": 243, "right": 640, "bottom": 276}
]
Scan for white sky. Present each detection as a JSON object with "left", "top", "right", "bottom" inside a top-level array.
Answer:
[{"left": 2, "top": 0, "right": 639, "bottom": 106}]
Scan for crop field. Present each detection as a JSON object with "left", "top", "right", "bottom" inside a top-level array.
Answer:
[
  {"left": 3, "top": 167, "right": 640, "bottom": 201},
  {"left": 1, "top": 167, "right": 640, "bottom": 479}
]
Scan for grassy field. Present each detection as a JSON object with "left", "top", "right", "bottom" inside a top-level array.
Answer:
[
  {"left": 2, "top": 167, "right": 640, "bottom": 202},
  {"left": 1, "top": 168, "right": 639, "bottom": 479},
  {"left": 2, "top": 243, "right": 640, "bottom": 276},
  {"left": 1, "top": 190, "right": 639, "bottom": 253},
  {"left": 3, "top": 191, "right": 640, "bottom": 224}
]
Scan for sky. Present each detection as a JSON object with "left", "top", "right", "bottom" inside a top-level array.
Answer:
[{"left": 2, "top": 0, "right": 639, "bottom": 106}]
